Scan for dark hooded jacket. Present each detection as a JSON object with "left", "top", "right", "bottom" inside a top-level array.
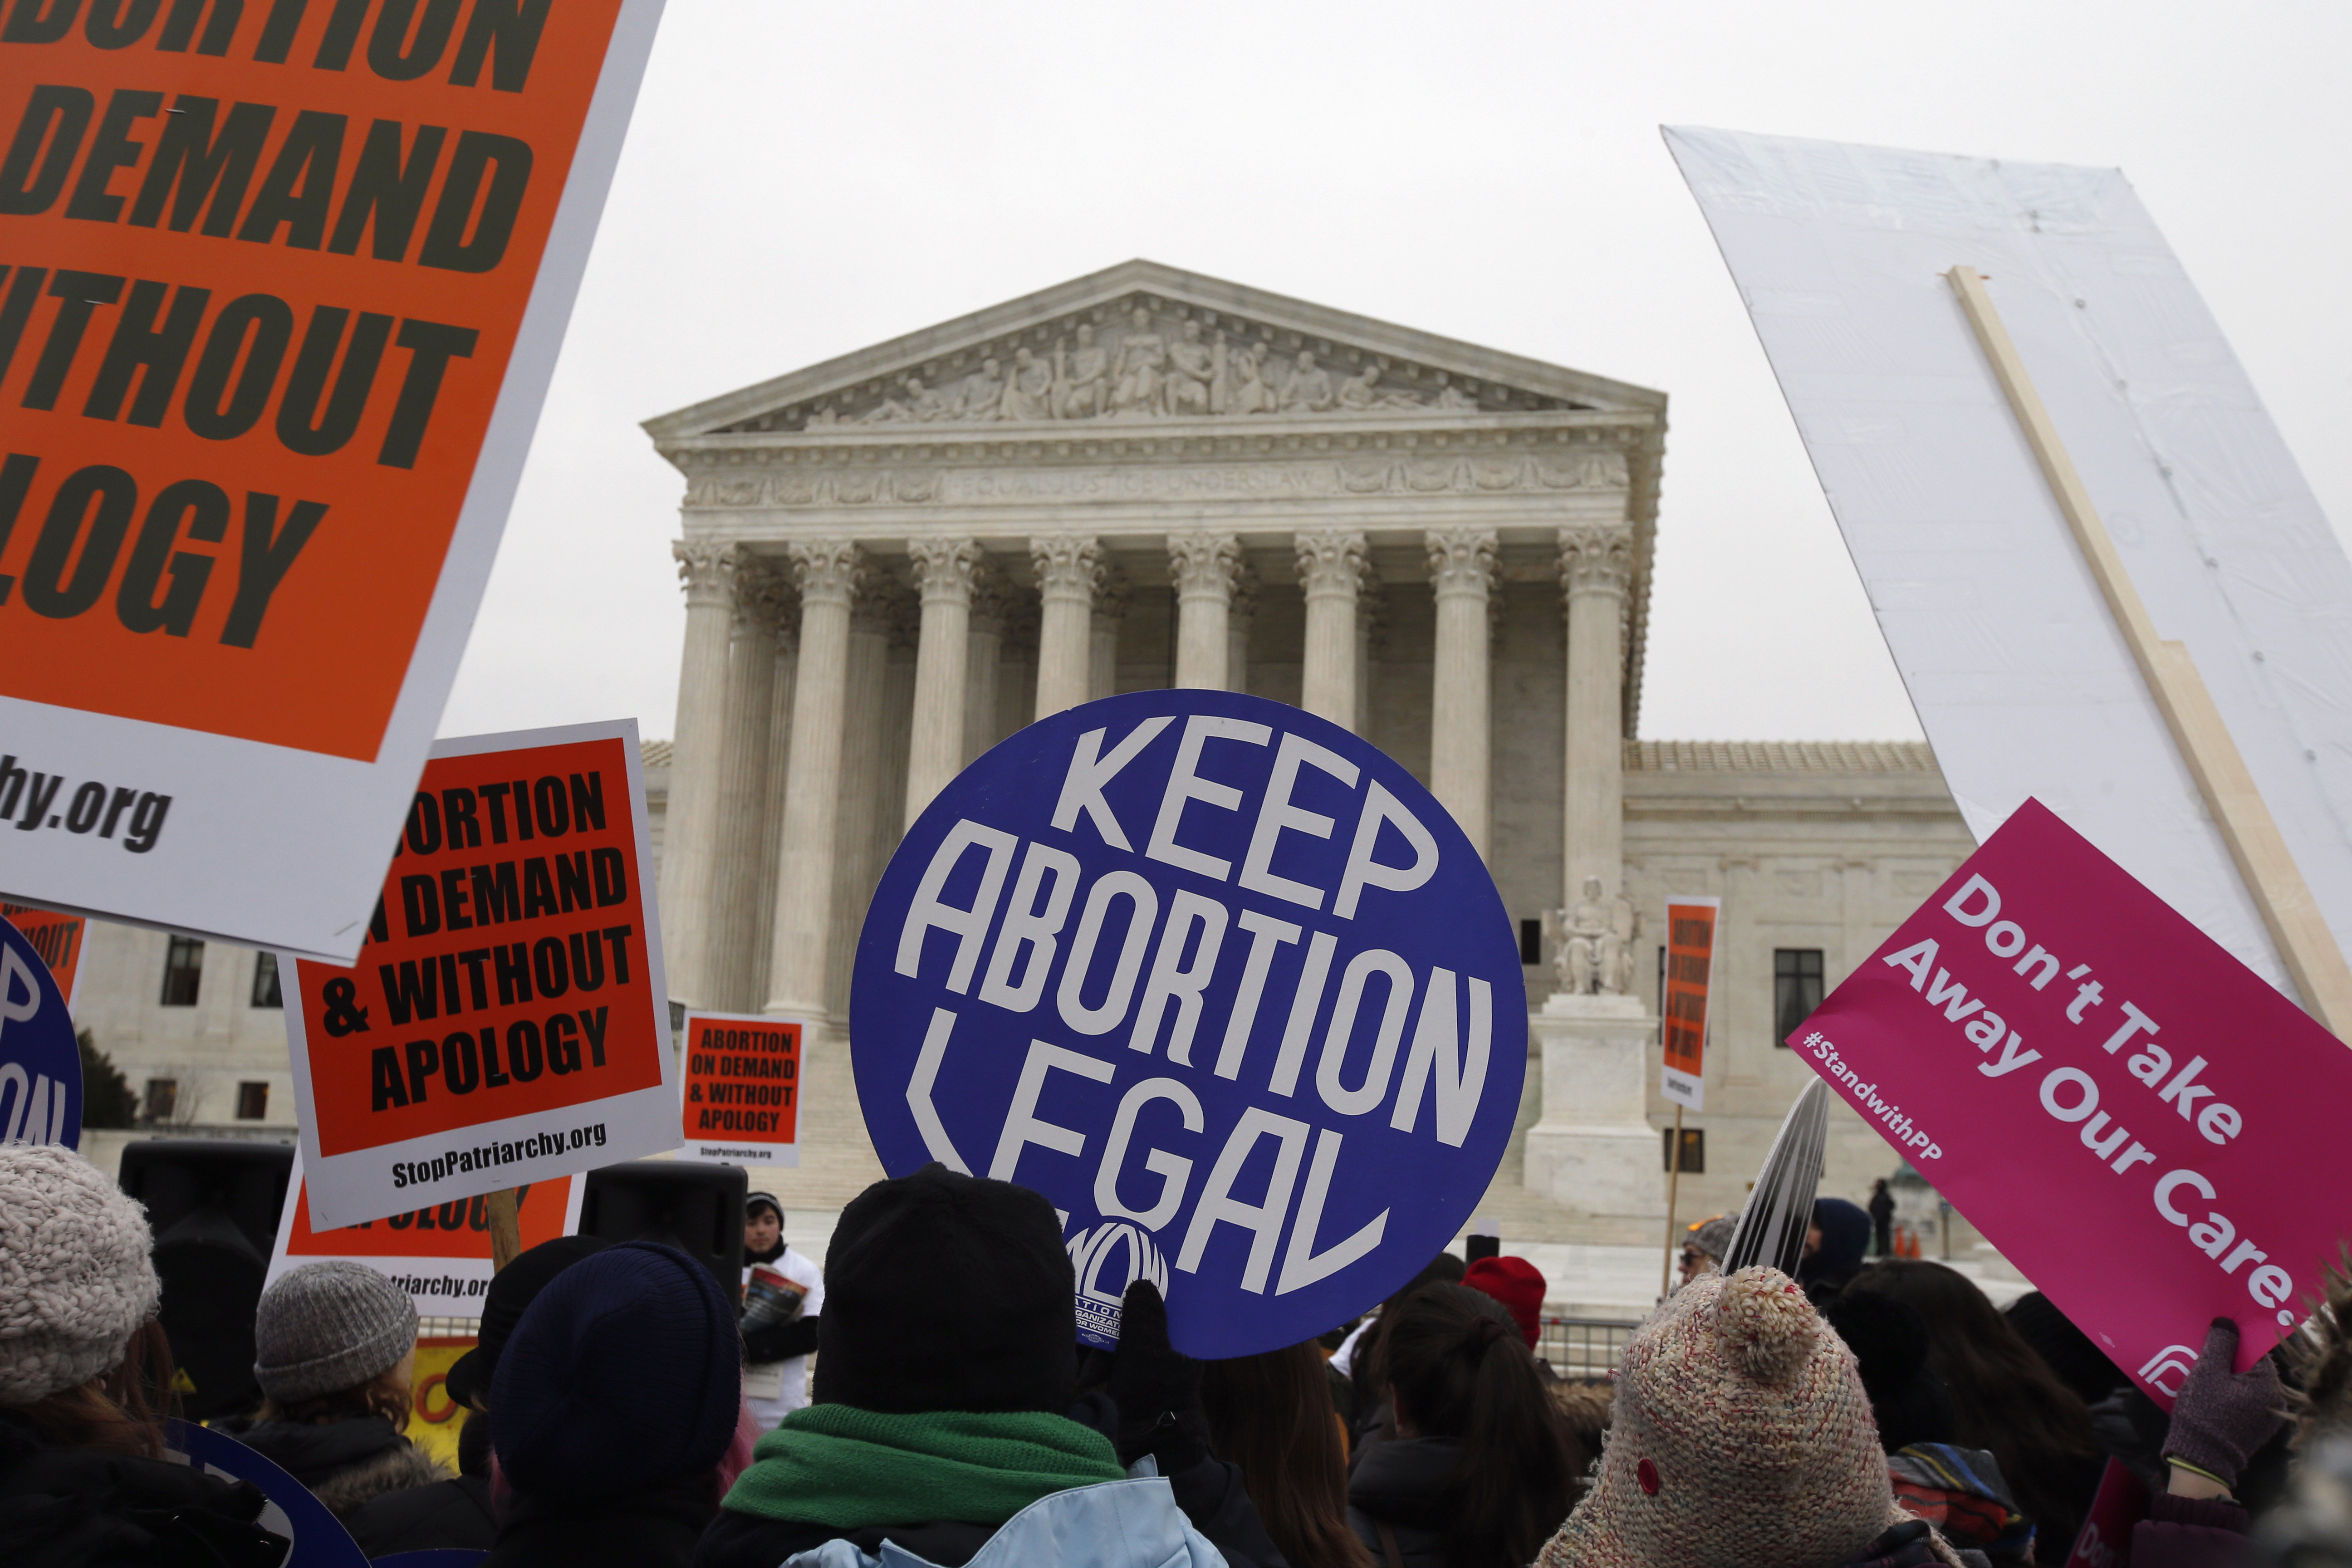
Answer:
[
  {"left": 1802, "top": 1199, "right": 1875, "bottom": 1302},
  {"left": 0, "top": 1408, "right": 289, "bottom": 1568},
  {"left": 216, "top": 1412, "right": 447, "bottom": 1518},
  {"left": 1345, "top": 1435, "right": 1458, "bottom": 1568},
  {"left": 344, "top": 1406, "right": 497, "bottom": 1554}
]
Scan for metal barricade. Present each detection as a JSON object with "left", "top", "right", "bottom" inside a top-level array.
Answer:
[{"left": 1539, "top": 1316, "right": 1637, "bottom": 1378}]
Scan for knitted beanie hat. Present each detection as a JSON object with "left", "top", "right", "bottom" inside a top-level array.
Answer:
[
  {"left": 816, "top": 1162, "right": 1075, "bottom": 1415},
  {"left": 492, "top": 1241, "right": 741, "bottom": 1498},
  {"left": 1463, "top": 1255, "right": 1547, "bottom": 1349},
  {"left": 443, "top": 1233, "right": 608, "bottom": 1411},
  {"left": 1687, "top": 1213, "right": 1739, "bottom": 1264},
  {"left": 254, "top": 1260, "right": 418, "bottom": 1404},
  {"left": 0, "top": 1145, "right": 161, "bottom": 1405},
  {"left": 1537, "top": 1267, "right": 1908, "bottom": 1568}
]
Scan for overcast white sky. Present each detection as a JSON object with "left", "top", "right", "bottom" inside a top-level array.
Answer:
[{"left": 436, "top": 0, "right": 2352, "bottom": 745}]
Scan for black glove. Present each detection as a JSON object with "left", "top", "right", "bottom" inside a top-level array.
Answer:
[
  {"left": 2164, "top": 1318, "right": 2288, "bottom": 1490},
  {"left": 1109, "top": 1280, "right": 1206, "bottom": 1473},
  {"left": 743, "top": 1313, "right": 821, "bottom": 1366}
]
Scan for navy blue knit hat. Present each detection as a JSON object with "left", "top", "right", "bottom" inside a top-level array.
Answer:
[{"left": 491, "top": 1241, "right": 740, "bottom": 1496}]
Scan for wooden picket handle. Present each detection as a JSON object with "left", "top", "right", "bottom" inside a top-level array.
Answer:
[
  {"left": 1946, "top": 265, "right": 2352, "bottom": 1039},
  {"left": 484, "top": 1188, "right": 523, "bottom": 1273}
]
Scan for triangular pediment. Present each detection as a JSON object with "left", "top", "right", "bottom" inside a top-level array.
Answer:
[{"left": 643, "top": 260, "right": 1665, "bottom": 440}]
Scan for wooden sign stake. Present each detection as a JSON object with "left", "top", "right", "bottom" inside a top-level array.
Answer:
[{"left": 484, "top": 1188, "right": 523, "bottom": 1273}]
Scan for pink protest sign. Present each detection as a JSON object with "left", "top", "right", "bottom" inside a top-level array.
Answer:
[{"left": 1792, "top": 797, "right": 2351, "bottom": 1403}]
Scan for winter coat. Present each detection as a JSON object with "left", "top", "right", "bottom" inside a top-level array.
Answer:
[
  {"left": 483, "top": 1472, "right": 719, "bottom": 1568},
  {"left": 0, "top": 1409, "right": 289, "bottom": 1568},
  {"left": 763, "top": 1471, "right": 1228, "bottom": 1568},
  {"left": 1345, "top": 1436, "right": 1460, "bottom": 1568},
  {"left": 2131, "top": 1492, "right": 2249, "bottom": 1568},
  {"left": 344, "top": 1470, "right": 497, "bottom": 1554},
  {"left": 220, "top": 1413, "right": 448, "bottom": 1518}
]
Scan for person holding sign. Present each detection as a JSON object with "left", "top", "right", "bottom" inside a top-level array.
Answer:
[
  {"left": 740, "top": 1192, "right": 823, "bottom": 1427},
  {"left": 0, "top": 1145, "right": 287, "bottom": 1565}
]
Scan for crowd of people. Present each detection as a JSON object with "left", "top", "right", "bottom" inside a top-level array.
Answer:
[{"left": 4, "top": 1139, "right": 2349, "bottom": 1568}]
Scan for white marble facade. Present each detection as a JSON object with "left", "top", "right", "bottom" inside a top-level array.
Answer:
[{"left": 638, "top": 262, "right": 1978, "bottom": 1237}]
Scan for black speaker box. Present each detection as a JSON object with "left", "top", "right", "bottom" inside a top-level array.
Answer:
[
  {"left": 579, "top": 1158, "right": 746, "bottom": 1304},
  {"left": 117, "top": 1139, "right": 293, "bottom": 1420}
]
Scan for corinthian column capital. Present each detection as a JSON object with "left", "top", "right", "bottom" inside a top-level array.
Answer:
[
  {"left": 908, "top": 537, "right": 986, "bottom": 604},
  {"left": 673, "top": 539, "right": 736, "bottom": 607},
  {"left": 1558, "top": 523, "right": 1634, "bottom": 598},
  {"left": 1168, "top": 532, "right": 1244, "bottom": 600},
  {"left": 1425, "top": 527, "right": 1498, "bottom": 598},
  {"left": 1294, "top": 528, "right": 1368, "bottom": 600},
  {"left": 786, "top": 538, "right": 871, "bottom": 607},
  {"left": 731, "top": 555, "right": 797, "bottom": 640},
  {"left": 1031, "top": 533, "right": 1107, "bottom": 605}
]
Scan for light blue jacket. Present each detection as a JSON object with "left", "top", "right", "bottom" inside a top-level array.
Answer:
[{"left": 777, "top": 1460, "right": 1229, "bottom": 1568}]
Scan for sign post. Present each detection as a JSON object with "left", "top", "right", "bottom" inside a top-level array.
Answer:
[
  {"left": 282, "top": 721, "right": 676, "bottom": 1228},
  {"left": 0, "top": 0, "right": 665, "bottom": 962},
  {"left": 1657, "top": 895, "right": 1718, "bottom": 1293},
  {"left": 851, "top": 690, "right": 1527, "bottom": 1358},
  {"left": 1789, "top": 798, "right": 2352, "bottom": 1398}
]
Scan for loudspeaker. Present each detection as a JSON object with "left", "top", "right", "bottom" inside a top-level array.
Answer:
[
  {"left": 117, "top": 1139, "right": 294, "bottom": 1420},
  {"left": 579, "top": 1158, "right": 746, "bottom": 1303}
]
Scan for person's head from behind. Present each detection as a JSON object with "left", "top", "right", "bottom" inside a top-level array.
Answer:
[
  {"left": 1461, "top": 1256, "right": 1546, "bottom": 1351},
  {"left": 815, "top": 1162, "right": 1075, "bottom": 1416},
  {"left": 253, "top": 1261, "right": 419, "bottom": 1428},
  {"left": 492, "top": 1242, "right": 741, "bottom": 1503},
  {"left": 1200, "top": 1342, "right": 1370, "bottom": 1568},
  {"left": 1547, "top": 1267, "right": 1901, "bottom": 1568},
  {"left": 1800, "top": 1198, "right": 1872, "bottom": 1285},
  {"left": 1382, "top": 1283, "right": 1576, "bottom": 1568},
  {"left": 443, "top": 1233, "right": 608, "bottom": 1414},
  {"left": 0, "top": 1145, "right": 164, "bottom": 1455}
]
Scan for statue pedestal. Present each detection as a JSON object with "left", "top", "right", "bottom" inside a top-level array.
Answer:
[{"left": 1521, "top": 992, "right": 1666, "bottom": 1221}]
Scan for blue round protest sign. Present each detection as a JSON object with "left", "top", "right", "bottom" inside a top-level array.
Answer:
[
  {"left": 851, "top": 690, "right": 1526, "bottom": 1358},
  {"left": 0, "top": 914, "right": 78, "bottom": 1150}
]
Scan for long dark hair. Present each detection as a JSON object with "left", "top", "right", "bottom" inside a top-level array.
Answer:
[
  {"left": 1200, "top": 1342, "right": 1372, "bottom": 1568},
  {"left": 15, "top": 1317, "right": 179, "bottom": 1458},
  {"left": 1843, "top": 1260, "right": 2100, "bottom": 1542},
  {"left": 1383, "top": 1284, "right": 1577, "bottom": 1568}
]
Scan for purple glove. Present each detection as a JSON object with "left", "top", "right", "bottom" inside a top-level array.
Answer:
[{"left": 2163, "top": 1318, "right": 2287, "bottom": 1488}]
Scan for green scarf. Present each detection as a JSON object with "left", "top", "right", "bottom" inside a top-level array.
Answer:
[{"left": 721, "top": 1404, "right": 1127, "bottom": 1528}]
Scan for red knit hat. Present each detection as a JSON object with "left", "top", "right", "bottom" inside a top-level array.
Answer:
[{"left": 1462, "top": 1255, "right": 1546, "bottom": 1349}]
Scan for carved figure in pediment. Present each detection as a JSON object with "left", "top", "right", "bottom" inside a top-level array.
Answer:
[
  {"left": 1109, "top": 308, "right": 1167, "bottom": 417},
  {"left": 1221, "top": 340, "right": 1275, "bottom": 416},
  {"left": 1002, "top": 347, "right": 1054, "bottom": 421},
  {"left": 1057, "top": 325, "right": 1111, "bottom": 421},
  {"left": 1337, "top": 364, "right": 1426, "bottom": 412},
  {"left": 909, "top": 376, "right": 955, "bottom": 423},
  {"left": 956, "top": 358, "right": 1005, "bottom": 421},
  {"left": 807, "top": 402, "right": 840, "bottom": 428},
  {"left": 1164, "top": 320, "right": 1213, "bottom": 418},
  {"left": 1279, "top": 350, "right": 1335, "bottom": 413},
  {"left": 1431, "top": 374, "right": 1478, "bottom": 411},
  {"left": 856, "top": 383, "right": 915, "bottom": 425}
]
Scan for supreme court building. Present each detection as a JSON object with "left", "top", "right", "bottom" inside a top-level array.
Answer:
[{"left": 644, "top": 261, "right": 1975, "bottom": 1241}]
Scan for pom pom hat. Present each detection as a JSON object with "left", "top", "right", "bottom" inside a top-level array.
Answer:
[
  {"left": 1537, "top": 1267, "right": 1919, "bottom": 1568},
  {"left": 0, "top": 1145, "right": 161, "bottom": 1405}
]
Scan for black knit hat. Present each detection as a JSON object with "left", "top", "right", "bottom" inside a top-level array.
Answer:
[
  {"left": 444, "top": 1233, "right": 608, "bottom": 1411},
  {"left": 815, "top": 1163, "right": 1074, "bottom": 1415}
]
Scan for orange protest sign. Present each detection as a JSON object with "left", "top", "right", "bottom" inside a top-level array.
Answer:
[
  {"left": 267, "top": 1150, "right": 584, "bottom": 1314},
  {"left": 0, "top": 902, "right": 84, "bottom": 1005},
  {"left": 680, "top": 1010, "right": 803, "bottom": 1165},
  {"left": 283, "top": 721, "right": 676, "bottom": 1228},
  {"left": 0, "top": 0, "right": 664, "bottom": 963},
  {"left": 1661, "top": 896, "right": 1719, "bottom": 1111}
]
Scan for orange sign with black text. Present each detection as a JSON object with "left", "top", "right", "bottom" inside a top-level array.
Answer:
[
  {"left": 0, "top": 903, "right": 85, "bottom": 1005},
  {"left": 283, "top": 722, "right": 676, "bottom": 1229},
  {"left": 1661, "top": 896, "right": 1720, "bottom": 1111},
  {"left": 680, "top": 1010, "right": 803, "bottom": 1166},
  {"left": 0, "top": 0, "right": 664, "bottom": 963}
]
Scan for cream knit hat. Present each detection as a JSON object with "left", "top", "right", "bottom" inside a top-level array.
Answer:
[
  {"left": 0, "top": 1145, "right": 162, "bottom": 1405},
  {"left": 1539, "top": 1266, "right": 1921, "bottom": 1568}
]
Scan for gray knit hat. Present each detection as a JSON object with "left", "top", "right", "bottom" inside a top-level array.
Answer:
[
  {"left": 0, "top": 1145, "right": 162, "bottom": 1405},
  {"left": 1688, "top": 1213, "right": 1740, "bottom": 1265},
  {"left": 254, "top": 1261, "right": 417, "bottom": 1403}
]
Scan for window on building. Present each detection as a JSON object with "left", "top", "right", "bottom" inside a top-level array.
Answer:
[
  {"left": 1774, "top": 948, "right": 1826, "bottom": 1044},
  {"left": 1663, "top": 1126, "right": 1705, "bottom": 1173},
  {"left": 1519, "top": 919, "right": 1542, "bottom": 966},
  {"left": 235, "top": 1081, "right": 270, "bottom": 1120},
  {"left": 142, "top": 1078, "right": 178, "bottom": 1122},
  {"left": 250, "top": 952, "right": 282, "bottom": 1008},
  {"left": 159, "top": 936, "right": 204, "bottom": 1006}
]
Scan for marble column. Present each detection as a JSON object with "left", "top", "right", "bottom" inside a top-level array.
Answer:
[
  {"left": 998, "top": 592, "right": 1038, "bottom": 744},
  {"left": 1295, "top": 529, "right": 1366, "bottom": 730},
  {"left": 1031, "top": 534, "right": 1103, "bottom": 720},
  {"left": 1355, "top": 562, "right": 1384, "bottom": 735},
  {"left": 764, "top": 540, "right": 867, "bottom": 1020},
  {"left": 962, "top": 564, "right": 1009, "bottom": 764},
  {"left": 906, "top": 538, "right": 983, "bottom": 830},
  {"left": 747, "top": 607, "right": 799, "bottom": 1013},
  {"left": 1560, "top": 523, "right": 1635, "bottom": 905},
  {"left": 1090, "top": 567, "right": 1130, "bottom": 703},
  {"left": 709, "top": 555, "right": 789, "bottom": 1012},
  {"left": 657, "top": 539, "right": 735, "bottom": 1011},
  {"left": 1427, "top": 528, "right": 1498, "bottom": 858},
  {"left": 1170, "top": 533, "right": 1241, "bottom": 690},
  {"left": 1227, "top": 560, "right": 1259, "bottom": 695},
  {"left": 825, "top": 578, "right": 897, "bottom": 1018}
]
